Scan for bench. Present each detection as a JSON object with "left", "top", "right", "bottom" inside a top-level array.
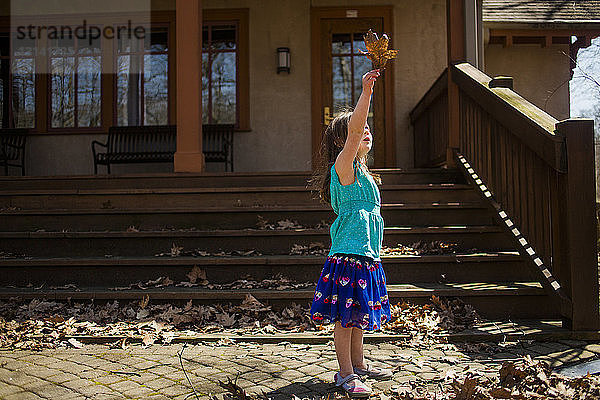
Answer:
[
  {"left": 202, "top": 124, "right": 234, "bottom": 172},
  {"left": 0, "top": 128, "right": 28, "bottom": 176},
  {"left": 92, "top": 124, "right": 234, "bottom": 174}
]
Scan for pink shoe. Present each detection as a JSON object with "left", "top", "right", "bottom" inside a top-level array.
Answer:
[
  {"left": 353, "top": 363, "right": 394, "bottom": 380},
  {"left": 334, "top": 372, "right": 372, "bottom": 398}
]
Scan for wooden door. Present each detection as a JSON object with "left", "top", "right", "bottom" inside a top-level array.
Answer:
[{"left": 320, "top": 18, "right": 386, "bottom": 168}]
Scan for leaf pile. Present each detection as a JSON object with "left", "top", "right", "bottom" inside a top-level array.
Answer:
[
  {"left": 0, "top": 291, "right": 482, "bottom": 352},
  {"left": 381, "top": 240, "right": 461, "bottom": 256},
  {"left": 12, "top": 267, "right": 314, "bottom": 292},
  {"left": 0, "top": 295, "right": 315, "bottom": 350},
  {"left": 290, "top": 242, "right": 329, "bottom": 256},
  {"left": 394, "top": 355, "right": 600, "bottom": 399},
  {"left": 383, "top": 295, "right": 480, "bottom": 344},
  {"left": 0, "top": 251, "right": 29, "bottom": 259},
  {"left": 255, "top": 216, "right": 329, "bottom": 231},
  {"left": 154, "top": 244, "right": 262, "bottom": 258}
]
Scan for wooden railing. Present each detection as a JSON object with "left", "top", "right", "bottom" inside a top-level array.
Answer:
[
  {"left": 411, "top": 62, "right": 599, "bottom": 331},
  {"left": 410, "top": 69, "right": 449, "bottom": 167}
]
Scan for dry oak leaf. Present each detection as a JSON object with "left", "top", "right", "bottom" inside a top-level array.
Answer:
[
  {"left": 187, "top": 265, "right": 208, "bottom": 285},
  {"left": 360, "top": 29, "right": 398, "bottom": 70}
]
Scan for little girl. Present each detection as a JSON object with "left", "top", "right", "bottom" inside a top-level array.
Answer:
[{"left": 309, "top": 69, "right": 393, "bottom": 397}]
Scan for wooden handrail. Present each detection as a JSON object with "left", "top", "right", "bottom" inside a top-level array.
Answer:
[
  {"left": 410, "top": 68, "right": 449, "bottom": 167},
  {"left": 451, "top": 63, "right": 566, "bottom": 172},
  {"left": 447, "top": 61, "right": 598, "bottom": 331},
  {"left": 410, "top": 68, "right": 448, "bottom": 123}
]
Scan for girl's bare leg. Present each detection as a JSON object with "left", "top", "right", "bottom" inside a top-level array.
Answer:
[
  {"left": 351, "top": 327, "right": 367, "bottom": 369},
  {"left": 334, "top": 320, "right": 354, "bottom": 377}
]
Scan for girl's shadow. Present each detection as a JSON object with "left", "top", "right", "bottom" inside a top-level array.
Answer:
[{"left": 224, "top": 377, "right": 339, "bottom": 400}]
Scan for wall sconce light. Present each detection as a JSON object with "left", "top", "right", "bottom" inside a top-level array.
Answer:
[{"left": 277, "top": 47, "right": 290, "bottom": 74}]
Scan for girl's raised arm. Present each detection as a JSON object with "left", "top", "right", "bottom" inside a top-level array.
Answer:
[{"left": 334, "top": 69, "right": 380, "bottom": 184}]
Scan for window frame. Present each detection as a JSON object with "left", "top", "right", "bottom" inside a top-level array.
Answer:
[
  {"left": 202, "top": 20, "right": 239, "bottom": 127},
  {"left": 203, "top": 8, "right": 250, "bottom": 131},
  {"left": 0, "top": 28, "right": 37, "bottom": 130},
  {"left": 112, "top": 22, "right": 171, "bottom": 127},
  {"left": 46, "top": 27, "right": 104, "bottom": 131}
]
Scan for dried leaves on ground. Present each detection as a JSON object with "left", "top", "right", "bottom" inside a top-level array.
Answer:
[
  {"left": 0, "top": 290, "right": 479, "bottom": 351},
  {"left": 391, "top": 355, "right": 600, "bottom": 399}
]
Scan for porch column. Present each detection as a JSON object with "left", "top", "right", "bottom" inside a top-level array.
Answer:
[
  {"left": 174, "top": 0, "right": 205, "bottom": 172},
  {"left": 446, "top": 0, "right": 466, "bottom": 167}
]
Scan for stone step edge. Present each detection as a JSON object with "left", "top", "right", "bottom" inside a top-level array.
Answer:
[
  {"left": 0, "top": 252, "right": 524, "bottom": 266},
  {"left": 0, "top": 202, "right": 489, "bottom": 215},
  {"left": 0, "top": 168, "right": 462, "bottom": 181},
  {"left": 0, "top": 225, "right": 504, "bottom": 239},
  {"left": 34, "top": 329, "right": 600, "bottom": 345},
  {"left": 0, "top": 282, "right": 546, "bottom": 300},
  {"left": 0, "top": 184, "right": 475, "bottom": 196}
]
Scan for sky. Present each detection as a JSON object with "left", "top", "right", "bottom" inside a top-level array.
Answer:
[{"left": 570, "top": 35, "right": 600, "bottom": 138}]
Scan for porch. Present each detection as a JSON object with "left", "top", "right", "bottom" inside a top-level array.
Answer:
[{"left": 0, "top": 0, "right": 599, "bottom": 335}]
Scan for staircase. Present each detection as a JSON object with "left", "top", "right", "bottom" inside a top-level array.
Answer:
[{"left": 0, "top": 168, "right": 558, "bottom": 320}]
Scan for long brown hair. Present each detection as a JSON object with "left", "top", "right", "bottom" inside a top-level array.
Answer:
[{"left": 307, "top": 108, "right": 382, "bottom": 205}]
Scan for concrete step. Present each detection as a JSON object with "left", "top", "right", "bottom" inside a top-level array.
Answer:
[
  {"left": 0, "top": 168, "right": 466, "bottom": 190},
  {"left": 0, "top": 281, "right": 558, "bottom": 319},
  {"left": 0, "top": 253, "right": 536, "bottom": 287},
  {"left": 0, "top": 184, "right": 480, "bottom": 210},
  {"left": 0, "top": 226, "right": 515, "bottom": 257},
  {"left": 0, "top": 202, "right": 496, "bottom": 231},
  {"left": 55, "top": 319, "right": 583, "bottom": 343}
]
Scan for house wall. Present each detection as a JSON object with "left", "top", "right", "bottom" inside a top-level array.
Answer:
[
  {"left": 3, "top": 0, "right": 448, "bottom": 175},
  {"left": 484, "top": 43, "right": 572, "bottom": 121},
  {"left": 3, "top": 1, "right": 579, "bottom": 176},
  {"left": 198, "top": 0, "right": 448, "bottom": 172}
]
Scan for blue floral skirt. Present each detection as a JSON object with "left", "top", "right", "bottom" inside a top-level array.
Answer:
[{"left": 310, "top": 253, "right": 392, "bottom": 331}]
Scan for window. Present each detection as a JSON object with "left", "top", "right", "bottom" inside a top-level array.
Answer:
[
  {"left": 203, "top": 9, "right": 249, "bottom": 130},
  {"left": 202, "top": 23, "right": 237, "bottom": 125},
  {"left": 331, "top": 32, "right": 373, "bottom": 127},
  {"left": 115, "top": 25, "right": 169, "bottom": 126},
  {"left": 0, "top": 32, "right": 35, "bottom": 128},
  {"left": 49, "top": 30, "right": 102, "bottom": 128}
]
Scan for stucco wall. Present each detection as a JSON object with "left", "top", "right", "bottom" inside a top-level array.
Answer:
[
  {"left": 199, "top": 0, "right": 447, "bottom": 172},
  {"left": 4, "top": 0, "right": 448, "bottom": 175},
  {"left": 202, "top": 0, "right": 313, "bottom": 173},
  {"left": 1, "top": 2, "right": 581, "bottom": 176},
  {"left": 484, "top": 43, "right": 571, "bottom": 121}
]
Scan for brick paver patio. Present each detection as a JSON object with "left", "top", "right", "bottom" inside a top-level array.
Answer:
[{"left": 0, "top": 338, "right": 598, "bottom": 399}]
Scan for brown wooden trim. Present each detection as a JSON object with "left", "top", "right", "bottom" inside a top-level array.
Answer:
[
  {"left": 451, "top": 62, "right": 565, "bottom": 172},
  {"left": 489, "top": 29, "right": 600, "bottom": 48},
  {"left": 310, "top": 6, "right": 395, "bottom": 170},
  {"left": 555, "top": 119, "right": 600, "bottom": 330},
  {"left": 1, "top": 10, "right": 176, "bottom": 134},
  {"left": 453, "top": 150, "right": 570, "bottom": 311},
  {"left": 410, "top": 68, "right": 448, "bottom": 123},
  {"left": 446, "top": 0, "right": 465, "bottom": 168},
  {"left": 101, "top": 22, "right": 114, "bottom": 132},
  {"left": 203, "top": 8, "right": 250, "bottom": 131},
  {"left": 490, "top": 28, "right": 600, "bottom": 37},
  {"left": 169, "top": 16, "right": 177, "bottom": 126}
]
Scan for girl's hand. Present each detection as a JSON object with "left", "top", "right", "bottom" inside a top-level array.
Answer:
[{"left": 362, "top": 69, "right": 381, "bottom": 94}]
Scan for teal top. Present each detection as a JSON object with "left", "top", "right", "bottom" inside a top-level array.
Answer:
[{"left": 328, "top": 158, "right": 384, "bottom": 261}]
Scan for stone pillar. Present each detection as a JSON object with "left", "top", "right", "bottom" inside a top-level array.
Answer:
[{"left": 174, "top": 0, "right": 205, "bottom": 172}]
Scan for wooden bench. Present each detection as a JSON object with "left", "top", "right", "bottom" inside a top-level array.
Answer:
[
  {"left": 202, "top": 124, "right": 234, "bottom": 172},
  {"left": 0, "top": 128, "right": 28, "bottom": 176},
  {"left": 92, "top": 124, "right": 234, "bottom": 174}
]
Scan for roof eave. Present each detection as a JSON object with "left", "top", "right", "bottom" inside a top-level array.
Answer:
[{"left": 484, "top": 21, "right": 600, "bottom": 30}]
